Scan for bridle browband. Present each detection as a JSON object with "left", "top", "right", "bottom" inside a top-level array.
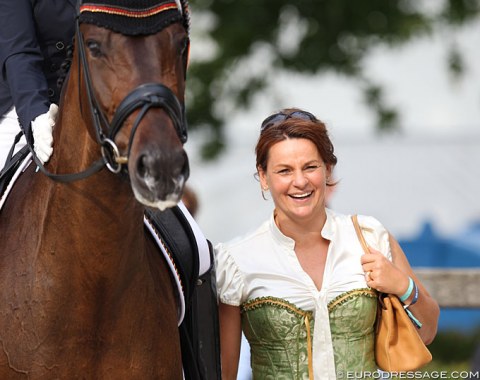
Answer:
[{"left": 32, "top": 1, "right": 189, "bottom": 183}]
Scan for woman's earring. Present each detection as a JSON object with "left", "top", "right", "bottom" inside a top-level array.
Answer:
[{"left": 261, "top": 186, "right": 269, "bottom": 200}]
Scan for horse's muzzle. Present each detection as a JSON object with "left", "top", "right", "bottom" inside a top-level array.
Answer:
[{"left": 131, "top": 147, "right": 189, "bottom": 210}]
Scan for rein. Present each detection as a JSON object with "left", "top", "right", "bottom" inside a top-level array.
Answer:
[{"left": 33, "top": 3, "right": 189, "bottom": 183}]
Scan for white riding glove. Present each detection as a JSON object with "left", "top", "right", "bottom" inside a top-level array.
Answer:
[{"left": 31, "top": 103, "right": 58, "bottom": 164}]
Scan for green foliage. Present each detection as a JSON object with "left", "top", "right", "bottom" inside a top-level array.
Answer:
[
  {"left": 428, "top": 327, "right": 480, "bottom": 364},
  {"left": 187, "top": 0, "right": 480, "bottom": 159}
]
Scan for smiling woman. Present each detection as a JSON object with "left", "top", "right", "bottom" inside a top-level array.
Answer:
[
  {"left": 214, "top": 108, "right": 440, "bottom": 380},
  {"left": 257, "top": 116, "right": 336, "bottom": 233}
]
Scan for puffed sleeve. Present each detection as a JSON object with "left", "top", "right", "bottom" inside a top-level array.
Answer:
[
  {"left": 214, "top": 242, "right": 245, "bottom": 306},
  {"left": 357, "top": 215, "right": 392, "bottom": 261}
]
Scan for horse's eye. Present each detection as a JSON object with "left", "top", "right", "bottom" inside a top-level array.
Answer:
[{"left": 86, "top": 39, "right": 102, "bottom": 58}]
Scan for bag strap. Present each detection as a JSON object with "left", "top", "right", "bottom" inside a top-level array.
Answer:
[
  {"left": 352, "top": 215, "right": 384, "bottom": 309},
  {"left": 351, "top": 215, "right": 370, "bottom": 255}
]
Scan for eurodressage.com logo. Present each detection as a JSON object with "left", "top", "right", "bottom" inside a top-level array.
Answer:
[{"left": 337, "top": 370, "right": 480, "bottom": 379}]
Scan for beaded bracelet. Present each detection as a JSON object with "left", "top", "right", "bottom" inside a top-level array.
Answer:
[{"left": 400, "top": 277, "right": 414, "bottom": 302}]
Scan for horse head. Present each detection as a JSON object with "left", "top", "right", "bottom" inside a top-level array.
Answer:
[{"left": 59, "top": 0, "right": 191, "bottom": 210}]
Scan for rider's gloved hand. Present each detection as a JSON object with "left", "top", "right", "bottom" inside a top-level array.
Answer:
[{"left": 32, "top": 103, "right": 58, "bottom": 164}]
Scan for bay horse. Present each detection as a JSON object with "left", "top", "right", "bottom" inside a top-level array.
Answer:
[{"left": 0, "top": 1, "right": 200, "bottom": 378}]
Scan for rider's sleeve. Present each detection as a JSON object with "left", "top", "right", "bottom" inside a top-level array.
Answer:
[{"left": 0, "top": 0, "right": 50, "bottom": 140}]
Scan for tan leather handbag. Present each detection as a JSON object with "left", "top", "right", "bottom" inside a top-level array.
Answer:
[{"left": 351, "top": 215, "right": 432, "bottom": 372}]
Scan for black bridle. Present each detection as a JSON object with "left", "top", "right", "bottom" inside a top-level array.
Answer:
[{"left": 32, "top": 7, "right": 189, "bottom": 183}]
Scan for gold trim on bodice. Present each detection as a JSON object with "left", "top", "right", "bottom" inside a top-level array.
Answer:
[{"left": 327, "top": 288, "right": 377, "bottom": 312}]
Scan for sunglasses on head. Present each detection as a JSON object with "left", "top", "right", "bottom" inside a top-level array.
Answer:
[{"left": 260, "top": 110, "right": 317, "bottom": 132}]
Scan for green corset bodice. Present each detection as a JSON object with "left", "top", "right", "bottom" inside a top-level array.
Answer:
[
  {"left": 241, "top": 289, "right": 377, "bottom": 379},
  {"left": 328, "top": 289, "right": 378, "bottom": 376}
]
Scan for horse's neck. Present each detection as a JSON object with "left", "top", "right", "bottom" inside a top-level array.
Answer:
[
  {"left": 44, "top": 94, "right": 147, "bottom": 265},
  {"left": 52, "top": 92, "right": 99, "bottom": 175}
]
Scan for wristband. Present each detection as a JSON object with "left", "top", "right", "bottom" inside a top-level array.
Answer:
[
  {"left": 405, "top": 280, "right": 419, "bottom": 307},
  {"left": 400, "top": 277, "right": 414, "bottom": 302},
  {"left": 403, "top": 281, "right": 422, "bottom": 328}
]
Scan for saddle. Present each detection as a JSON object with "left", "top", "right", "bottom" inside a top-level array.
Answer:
[{"left": 0, "top": 144, "right": 221, "bottom": 380}]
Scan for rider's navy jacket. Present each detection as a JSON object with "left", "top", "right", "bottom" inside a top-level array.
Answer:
[{"left": 0, "top": 0, "right": 76, "bottom": 139}]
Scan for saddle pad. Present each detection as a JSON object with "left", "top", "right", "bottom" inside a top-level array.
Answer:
[
  {"left": 145, "top": 203, "right": 212, "bottom": 325},
  {"left": 0, "top": 152, "right": 33, "bottom": 211}
]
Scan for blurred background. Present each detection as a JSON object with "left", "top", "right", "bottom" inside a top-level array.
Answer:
[{"left": 183, "top": 0, "right": 480, "bottom": 374}]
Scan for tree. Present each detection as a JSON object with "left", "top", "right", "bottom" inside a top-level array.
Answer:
[{"left": 186, "top": 0, "right": 480, "bottom": 160}]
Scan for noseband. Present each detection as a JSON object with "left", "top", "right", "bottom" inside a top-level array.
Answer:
[{"left": 33, "top": 14, "right": 188, "bottom": 183}]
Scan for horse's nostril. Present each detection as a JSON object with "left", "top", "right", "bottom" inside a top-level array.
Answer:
[{"left": 137, "top": 154, "right": 153, "bottom": 179}]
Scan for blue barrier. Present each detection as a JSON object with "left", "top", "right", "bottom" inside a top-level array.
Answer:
[{"left": 399, "top": 220, "right": 480, "bottom": 332}]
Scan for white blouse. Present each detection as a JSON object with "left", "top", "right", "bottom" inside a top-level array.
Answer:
[{"left": 215, "top": 208, "right": 392, "bottom": 380}]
